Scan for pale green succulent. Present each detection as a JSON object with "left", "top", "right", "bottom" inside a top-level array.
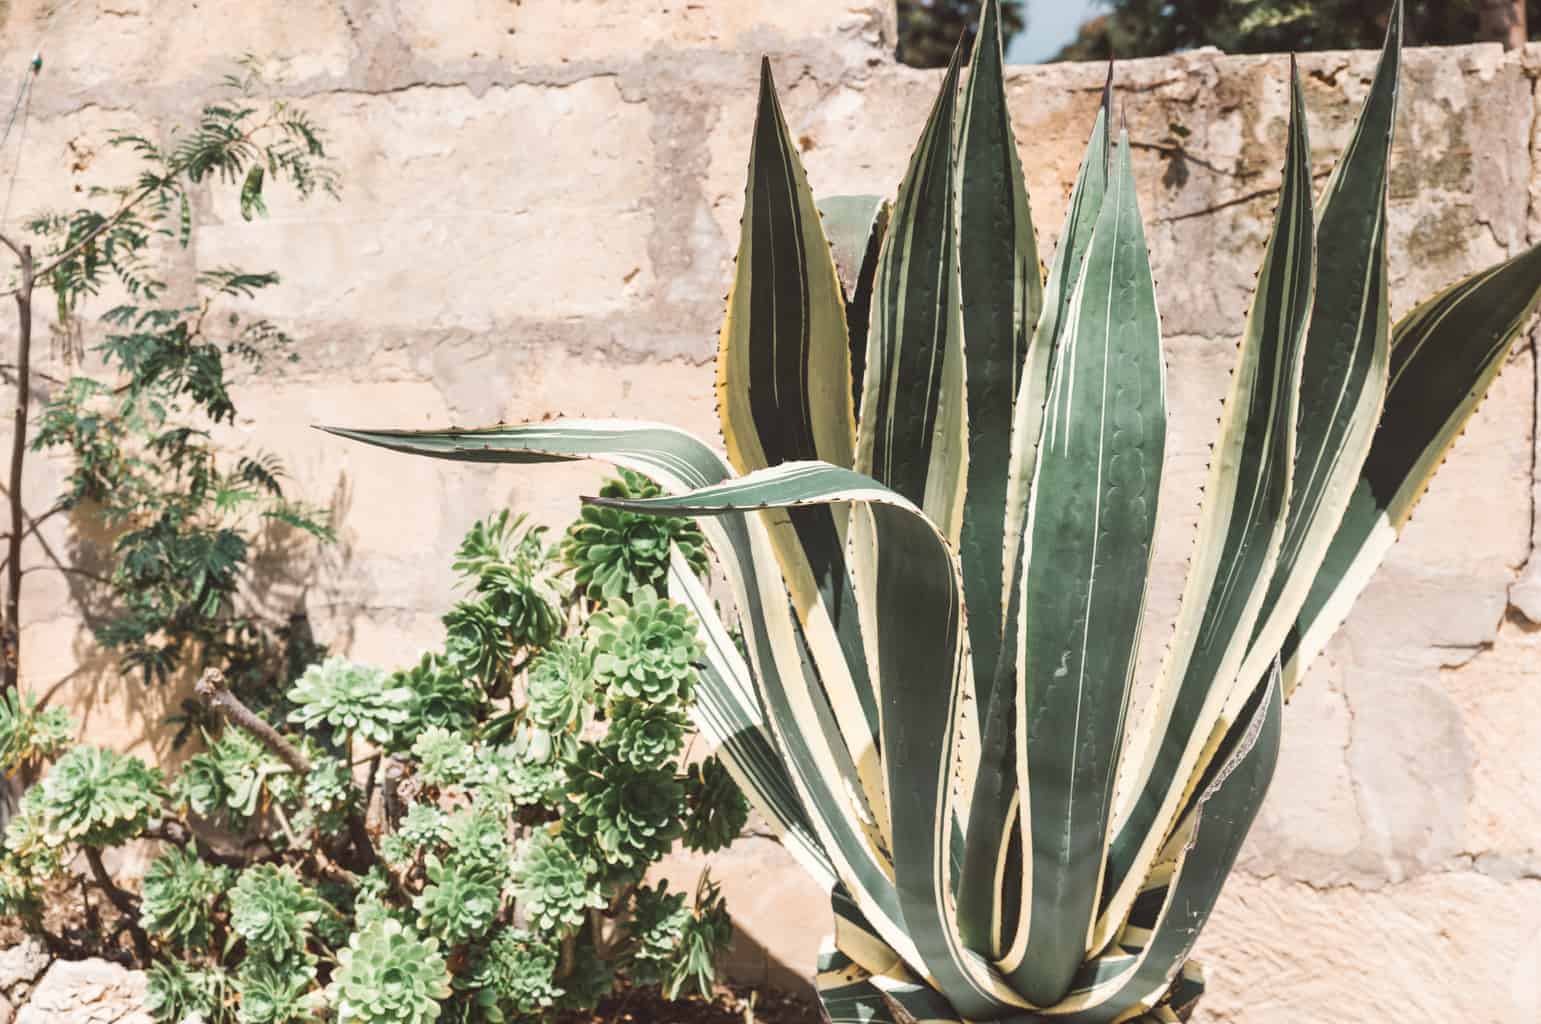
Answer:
[
  {"left": 441, "top": 810, "right": 510, "bottom": 879},
  {"left": 524, "top": 637, "right": 595, "bottom": 735},
  {"left": 391, "top": 652, "right": 481, "bottom": 742},
  {"left": 235, "top": 958, "right": 320, "bottom": 1024},
  {"left": 34, "top": 745, "right": 167, "bottom": 848},
  {"left": 468, "top": 929, "right": 563, "bottom": 1019},
  {"left": 382, "top": 803, "right": 448, "bottom": 866},
  {"left": 229, "top": 864, "right": 323, "bottom": 959},
  {"left": 587, "top": 586, "right": 702, "bottom": 706},
  {"left": 328, "top": 919, "right": 451, "bottom": 1024},
  {"left": 681, "top": 756, "right": 749, "bottom": 854},
  {"left": 562, "top": 469, "right": 710, "bottom": 601},
  {"left": 605, "top": 700, "right": 688, "bottom": 770},
  {"left": 663, "top": 879, "right": 733, "bottom": 1000},
  {"left": 626, "top": 881, "right": 691, "bottom": 987},
  {"left": 176, "top": 728, "right": 289, "bottom": 824},
  {"left": 494, "top": 748, "right": 561, "bottom": 809},
  {"left": 413, "top": 855, "right": 502, "bottom": 945},
  {"left": 299, "top": 758, "right": 353, "bottom": 839},
  {"left": 140, "top": 846, "right": 234, "bottom": 950},
  {"left": 0, "top": 691, "right": 74, "bottom": 774},
  {"left": 510, "top": 828, "right": 605, "bottom": 934},
  {"left": 3, "top": 789, "right": 64, "bottom": 879},
  {"left": 287, "top": 655, "right": 409, "bottom": 745},
  {"left": 409, "top": 727, "right": 474, "bottom": 787},
  {"left": 145, "top": 960, "right": 228, "bottom": 1024},
  {"left": 564, "top": 746, "right": 683, "bottom": 870}
]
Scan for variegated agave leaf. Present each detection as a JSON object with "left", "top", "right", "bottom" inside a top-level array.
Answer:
[{"left": 326, "top": 1, "right": 1541, "bottom": 1019}]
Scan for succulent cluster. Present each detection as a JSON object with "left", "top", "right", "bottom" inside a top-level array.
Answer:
[{"left": 0, "top": 478, "right": 745, "bottom": 1023}]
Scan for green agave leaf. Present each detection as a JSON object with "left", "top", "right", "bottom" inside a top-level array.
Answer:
[
  {"left": 1236, "top": 0, "right": 1403, "bottom": 693},
  {"left": 720, "top": 60, "right": 887, "bottom": 861},
  {"left": 1000, "top": 129, "right": 1165, "bottom": 1007},
  {"left": 324, "top": 420, "right": 909, "bottom": 968},
  {"left": 1283, "top": 239, "right": 1541, "bottom": 691},
  {"left": 593, "top": 460, "right": 1024, "bottom": 1021},
  {"left": 959, "top": 76, "right": 1111, "bottom": 965},
  {"left": 956, "top": 0, "right": 1044, "bottom": 707},
  {"left": 817, "top": 948, "right": 900, "bottom": 1024},
  {"left": 668, "top": 550, "right": 836, "bottom": 891},
  {"left": 818, "top": 193, "right": 890, "bottom": 408},
  {"left": 1038, "top": 669, "right": 1282, "bottom": 1024},
  {"left": 1098, "top": 58, "right": 1315, "bottom": 946},
  {"left": 856, "top": 43, "right": 969, "bottom": 547},
  {"left": 720, "top": 59, "right": 856, "bottom": 475},
  {"left": 1001, "top": 69, "right": 1112, "bottom": 592}
]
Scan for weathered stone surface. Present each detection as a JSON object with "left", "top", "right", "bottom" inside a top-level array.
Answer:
[
  {"left": 0, "top": 1, "right": 1539, "bottom": 1018},
  {"left": 1197, "top": 873, "right": 1541, "bottom": 1023},
  {"left": 0, "top": 937, "right": 47, "bottom": 999},
  {"left": 15, "top": 960, "right": 149, "bottom": 1024}
]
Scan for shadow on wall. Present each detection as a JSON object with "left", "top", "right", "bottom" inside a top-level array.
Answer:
[{"left": 25, "top": 470, "right": 360, "bottom": 771}]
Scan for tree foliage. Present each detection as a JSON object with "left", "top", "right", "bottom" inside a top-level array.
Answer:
[
  {"left": 15, "top": 58, "right": 336, "bottom": 693},
  {"left": 1055, "top": 0, "right": 1535, "bottom": 60},
  {"left": 898, "top": 0, "right": 1027, "bottom": 67}
]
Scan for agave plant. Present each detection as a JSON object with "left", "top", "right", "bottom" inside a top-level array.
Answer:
[{"left": 328, "top": 1, "right": 1541, "bottom": 1019}]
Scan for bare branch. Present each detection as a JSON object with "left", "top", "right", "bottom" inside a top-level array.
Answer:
[{"left": 194, "top": 667, "right": 310, "bottom": 775}]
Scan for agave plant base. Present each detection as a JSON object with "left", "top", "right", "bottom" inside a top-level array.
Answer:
[{"left": 329, "top": 1, "right": 1541, "bottom": 1020}]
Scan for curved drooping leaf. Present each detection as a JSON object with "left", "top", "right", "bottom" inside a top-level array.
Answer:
[
  {"left": 1283, "top": 239, "right": 1541, "bottom": 690},
  {"left": 1000, "top": 69, "right": 1112, "bottom": 591},
  {"left": 1098, "top": 59, "right": 1316, "bottom": 946},
  {"left": 592, "top": 460, "right": 1025, "bottom": 1021},
  {"left": 956, "top": 0, "right": 1043, "bottom": 706},
  {"left": 668, "top": 551, "right": 836, "bottom": 890},
  {"left": 322, "top": 420, "right": 911, "bottom": 969},
  {"left": 1000, "top": 129, "right": 1165, "bottom": 1006},
  {"left": 719, "top": 60, "right": 887, "bottom": 856},
  {"left": 856, "top": 44, "right": 969, "bottom": 547}
]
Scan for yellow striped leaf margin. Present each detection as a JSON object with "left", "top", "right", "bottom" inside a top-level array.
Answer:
[
  {"left": 1097, "top": 60, "right": 1315, "bottom": 946},
  {"left": 1235, "top": 0, "right": 1403, "bottom": 693},
  {"left": 956, "top": 0, "right": 1044, "bottom": 706},
  {"left": 817, "top": 193, "right": 890, "bottom": 408},
  {"left": 719, "top": 61, "right": 889, "bottom": 857},
  {"left": 592, "top": 460, "right": 1028, "bottom": 1020},
  {"left": 856, "top": 44, "right": 970, "bottom": 547},
  {"left": 1001, "top": 129, "right": 1166, "bottom": 1007},
  {"left": 959, "top": 78, "right": 1112, "bottom": 965},
  {"left": 1282, "top": 240, "right": 1541, "bottom": 691}
]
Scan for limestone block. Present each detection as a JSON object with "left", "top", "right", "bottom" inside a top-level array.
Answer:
[
  {"left": 394, "top": 0, "right": 887, "bottom": 73},
  {"left": 1442, "top": 621, "right": 1541, "bottom": 863},
  {"left": 0, "top": 1, "right": 354, "bottom": 107},
  {"left": 0, "top": 938, "right": 48, "bottom": 1000},
  {"left": 1196, "top": 872, "right": 1541, "bottom": 1023},
  {"left": 193, "top": 78, "right": 654, "bottom": 331},
  {"left": 15, "top": 959, "right": 149, "bottom": 1024}
]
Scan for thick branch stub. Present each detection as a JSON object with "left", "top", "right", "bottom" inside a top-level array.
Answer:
[{"left": 194, "top": 667, "right": 311, "bottom": 775}]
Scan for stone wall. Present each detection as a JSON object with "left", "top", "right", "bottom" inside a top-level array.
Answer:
[{"left": 1, "top": 2, "right": 1538, "bottom": 1020}]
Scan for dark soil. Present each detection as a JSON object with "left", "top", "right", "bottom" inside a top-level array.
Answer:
[
  {"left": 0, "top": 872, "right": 139, "bottom": 964},
  {"left": 556, "top": 983, "right": 824, "bottom": 1024}
]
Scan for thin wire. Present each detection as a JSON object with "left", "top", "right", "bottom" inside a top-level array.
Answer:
[
  {"left": 0, "top": 72, "right": 35, "bottom": 228},
  {"left": 0, "top": 71, "right": 27, "bottom": 155},
  {"left": 0, "top": 0, "right": 87, "bottom": 230}
]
